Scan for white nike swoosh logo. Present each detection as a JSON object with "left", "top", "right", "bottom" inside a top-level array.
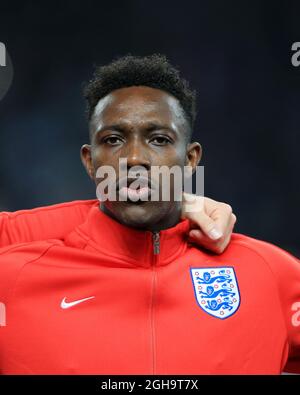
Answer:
[{"left": 60, "top": 296, "right": 95, "bottom": 309}]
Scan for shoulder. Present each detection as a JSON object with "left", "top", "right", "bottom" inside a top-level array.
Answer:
[
  {"left": 228, "top": 232, "right": 299, "bottom": 279},
  {"left": 0, "top": 238, "right": 64, "bottom": 270},
  {"left": 0, "top": 239, "right": 61, "bottom": 259},
  {"left": 0, "top": 199, "right": 97, "bottom": 221},
  {"left": 0, "top": 240, "right": 62, "bottom": 302},
  {"left": 230, "top": 232, "right": 298, "bottom": 260},
  {"left": 0, "top": 199, "right": 98, "bottom": 246}
]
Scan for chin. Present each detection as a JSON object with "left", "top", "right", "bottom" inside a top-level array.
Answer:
[{"left": 108, "top": 201, "right": 164, "bottom": 230}]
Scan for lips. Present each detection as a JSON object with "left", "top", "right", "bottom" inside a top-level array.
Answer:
[
  {"left": 119, "top": 185, "right": 151, "bottom": 201},
  {"left": 116, "top": 176, "right": 154, "bottom": 202}
]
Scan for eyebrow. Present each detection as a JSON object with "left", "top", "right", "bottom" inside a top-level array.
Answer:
[{"left": 94, "top": 122, "right": 178, "bottom": 136}]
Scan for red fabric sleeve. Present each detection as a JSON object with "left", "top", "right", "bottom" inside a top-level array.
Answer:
[
  {"left": 0, "top": 199, "right": 97, "bottom": 247},
  {"left": 237, "top": 237, "right": 300, "bottom": 373}
]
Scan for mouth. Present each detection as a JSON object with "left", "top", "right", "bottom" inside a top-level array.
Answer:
[{"left": 116, "top": 177, "right": 154, "bottom": 203}]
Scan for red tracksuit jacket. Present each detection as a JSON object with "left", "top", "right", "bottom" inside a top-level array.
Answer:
[{"left": 0, "top": 200, "right": 299, "bottom": 374}]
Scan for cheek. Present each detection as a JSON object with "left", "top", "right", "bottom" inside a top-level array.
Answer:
[
  {"left": 91, "top": 148, "right": 122, "bottom": 186},
  {"left": 91, "top": 147, "right": 116, "bottom": 168},
  {"left": 151, "top": 145, "right": 186, "bottom": 167}
]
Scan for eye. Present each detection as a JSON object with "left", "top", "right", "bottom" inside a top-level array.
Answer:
[
  {"left": 150, "top": 135, "right": 172, "bottom": 146},
  {"left": 103, "top": 135, "right": 124, "bottom": 146}
]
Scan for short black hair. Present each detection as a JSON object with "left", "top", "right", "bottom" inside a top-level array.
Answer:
[{"left": 83, "top": 54, "right": 196, "bottom": 138}]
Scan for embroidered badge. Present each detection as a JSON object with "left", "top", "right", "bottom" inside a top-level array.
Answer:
[{"left": 190, "top": 267, "right": 240, "bottom": 319}]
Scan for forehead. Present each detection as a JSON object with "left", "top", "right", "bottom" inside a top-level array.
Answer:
[{"left": 90, "top": 86, "right": 187, "bottom": 131}]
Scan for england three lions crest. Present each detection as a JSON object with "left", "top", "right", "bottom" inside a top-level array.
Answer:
[{"left": 190, "top": 267, "right": 240, "bottom": 319}]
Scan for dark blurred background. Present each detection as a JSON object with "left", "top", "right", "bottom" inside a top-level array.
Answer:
[{"left": 0, "top": 1, "right": 299, "bottom": 256}]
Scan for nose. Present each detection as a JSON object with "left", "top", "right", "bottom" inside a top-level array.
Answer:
[{"left": 123, "top": 137, "right": 151, "bottom": 171}]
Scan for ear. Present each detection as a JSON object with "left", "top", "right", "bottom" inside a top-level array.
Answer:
[
  {"left": 80, "top": 144, "right": 95, "bottom": 181},
  {"left": 185, "top": 142, "right": 202, "bottom": 173}
]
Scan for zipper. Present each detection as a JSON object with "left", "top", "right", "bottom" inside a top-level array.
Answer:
[
  {"left": 152, "top": 231, "right": 160, "bottom": 255},
  {"left": 150, "top": 231, "right": 160, "bottom": 374}
]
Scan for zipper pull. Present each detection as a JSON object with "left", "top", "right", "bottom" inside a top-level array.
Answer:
[{"left": 152, "top": 231, "right": 160, "bottom": 255}]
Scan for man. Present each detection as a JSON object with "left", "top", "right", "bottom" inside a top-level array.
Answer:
[{"left": 0, "top": 54, "right": 299, "bottom": 374}]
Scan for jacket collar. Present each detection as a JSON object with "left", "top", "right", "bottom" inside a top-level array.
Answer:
[{"left": 64, "top": 201, "right": 190, "bottom": 267}]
